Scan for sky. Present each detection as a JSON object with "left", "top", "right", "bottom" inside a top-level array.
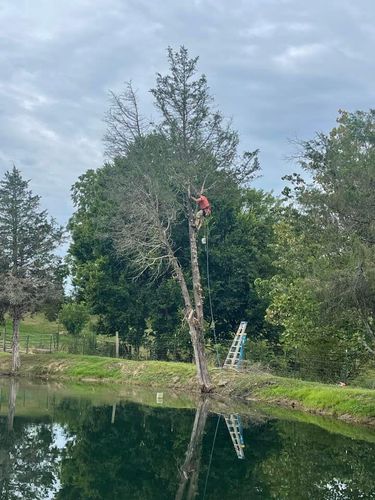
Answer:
[{"left": 0, "top": 0, "right": 374, "bottom": 228}]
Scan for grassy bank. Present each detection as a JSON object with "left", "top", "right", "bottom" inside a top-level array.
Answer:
[{"left": 0, "top": 352, "right": 374, "bottom": 425}]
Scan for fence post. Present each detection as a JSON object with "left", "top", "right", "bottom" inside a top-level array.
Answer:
[
  {"left": 56, "top": 332, "right": 59, "bottom": 352},
  {"left": 3, "top": 329, "right": 6, "bottom": 352},
  {"left": 115, "top": 332, "right": 119, "bottom": 358},
  {"left": 49, "top": 336, "right": 52, "bottom": 353},
  {"left": 26, "top": 335, "right": 29, "bottom": 354}
]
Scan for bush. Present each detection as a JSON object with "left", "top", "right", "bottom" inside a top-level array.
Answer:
[{"left": 59, "top": 303, "right": 89, "bottom": 336}]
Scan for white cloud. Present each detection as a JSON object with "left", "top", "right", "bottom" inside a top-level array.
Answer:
[
  {"left": 274, "top": 43, "right": 328, "bottom": 70},
  {"left": 0, "top": 0, "right": 374, "bottom": 231}
]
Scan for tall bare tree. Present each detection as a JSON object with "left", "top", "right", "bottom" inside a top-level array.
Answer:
[
  {"left": 104, "top": 47, "right": 259, "bottom": 392},
  {"left": 0, "top": 167, "right": 64, "bottom": 372}
]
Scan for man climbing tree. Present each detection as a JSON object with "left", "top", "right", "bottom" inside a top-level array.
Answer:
[
  {"left": 0, "top": 167, "right": 64, "bottom": 373},
  {"left": 103, "top": 47, "right": 259, "bottom": 392},
  {"left": 191, "top": 192, "right": 211, "bottom": 231}
]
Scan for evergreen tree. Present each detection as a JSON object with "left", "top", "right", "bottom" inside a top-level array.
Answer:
[{"left": 0, "top": 167, "right": 64, "bottom": 372}]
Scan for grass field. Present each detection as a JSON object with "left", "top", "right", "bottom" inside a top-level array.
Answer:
[
  {"left": 2, "top": 313, "right": 97, "bottom": 352},
  {"left": 3, "top": 313, "right": 59, "bottom": 336},
  {"left": 1, "top": 313, "right": 59, "bottom": 351}
]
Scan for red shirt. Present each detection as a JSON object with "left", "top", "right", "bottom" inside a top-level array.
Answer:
[{"left": 197, "top": 195, "right": 210, "bottom": 210}]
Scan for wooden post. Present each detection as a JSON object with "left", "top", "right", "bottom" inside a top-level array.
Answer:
[
  {"left": 56, "top": 332, "right": 60, "bottom": 352},
  {"left": 26, "top": 335, "right": 30, "bottom": 354},
  {"left": 115, "top": 332, "right": 119, "bottom": 358},
  {"left": 49, "top": 336, "right": 52, "bottom": 353},
  {"left": 3, "top": 329, "right": 6, "bottom": 352}
]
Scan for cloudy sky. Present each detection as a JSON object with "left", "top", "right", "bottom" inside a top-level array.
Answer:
[{"left": 0, "top": 0, "right": 374, "bottom": 227}]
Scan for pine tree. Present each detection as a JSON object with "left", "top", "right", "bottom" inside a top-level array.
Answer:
[{"left": 0, "top": 167, "right": 64, "bottom": 372}]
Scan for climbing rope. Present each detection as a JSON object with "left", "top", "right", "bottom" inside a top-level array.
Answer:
[{"left": 204, "top": 223, "right": 221, "bottom": 366}]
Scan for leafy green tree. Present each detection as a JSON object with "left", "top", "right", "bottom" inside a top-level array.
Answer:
[
  {"left": 68, "top": 169, "right": 149, "bottom": 346},
  {"left": 260, "top": 109, "right": 375, "bottom": 379},
  {"left": 59, "top": 302, "right": 89, "bottom": 336},
  {"left": 0, "top": 167, "right": 64, "bottom": 372},
  {"left": 290, "top": 109, "right": 375, "bottom": 357},
  {"left": 68, "top": 153, "right": 279, "bottom": 365},
  {"left": 202, "top": 188, "right": 280, "bottom": 341}
]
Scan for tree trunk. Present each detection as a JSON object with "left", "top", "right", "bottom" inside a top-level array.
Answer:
[
  {"left": 169, "top": 249, "right": 213, "bottom": 393},
  {"left": 187, "top": 319, "right": 213, "bottom": 393},
  {"left": 187, "top": 202, "right": 213, "bottom": 392},
  {"left": 188, "top": 206, "right": 204, "bottom": 328},
  {"left": 11, "top": 315, "right": 21, "bottom": 373},
  {"left": 175, "top": 398, "right": 209, "bottom": 500}
]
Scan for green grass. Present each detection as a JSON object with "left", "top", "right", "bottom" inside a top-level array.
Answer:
[
  {"left": 2, "top": 313, "right": 60, "bottom": 351},
  {"left": 4, "top": 313, "right": 59, "bottom": 337},
  {"left": 0, "top": 352, "right": 374, "bottom": 425},
  {"left": 255, "top": 379, "right": 375, "bottom": 418},
  {"left": 352, "top": 366, "right": 375, "bottom": 390}
]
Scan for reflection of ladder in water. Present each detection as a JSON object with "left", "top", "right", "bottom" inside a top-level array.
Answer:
[
  {"left": 224, "top": 414, "right": 245, "bottom": 459},
  {"left": 223, "top": 321, "right": 247, "bottom": 369}
]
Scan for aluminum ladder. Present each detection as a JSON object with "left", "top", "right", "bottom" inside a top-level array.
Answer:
[
  {"left": 223, "top": 321, "right": 247, "bottom": 369},
  {"left": 224, "top": 414, "right": 245, "bottom": 459}
]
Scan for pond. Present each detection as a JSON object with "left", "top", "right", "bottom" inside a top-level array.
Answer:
[{"left": 0, "top": 379, "right": 374, "bottom": 499}]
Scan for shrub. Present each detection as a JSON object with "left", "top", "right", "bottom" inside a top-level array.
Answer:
[{"left": 59, "top": 303, "right": 89, "bottom": 336}]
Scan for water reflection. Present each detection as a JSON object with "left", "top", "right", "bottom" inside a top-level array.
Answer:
[
  {"left": 176, "top": 398, "right": 209, "bottom": 500},
  {"left": 0, "top": 379, "right": 374, "bottom": 499}
]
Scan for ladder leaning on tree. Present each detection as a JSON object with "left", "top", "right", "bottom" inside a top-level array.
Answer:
[{"left": 223, "top": 321, "right": 247, "bottom": 369}]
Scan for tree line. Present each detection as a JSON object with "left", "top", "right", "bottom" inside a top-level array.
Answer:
[{"left": 0, "top": 47, "right": 373, "bottom": 386}]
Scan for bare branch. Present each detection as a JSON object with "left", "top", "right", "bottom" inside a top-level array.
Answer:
[{"left": 103, "top": 82, "right": 147, "bottom": 159}]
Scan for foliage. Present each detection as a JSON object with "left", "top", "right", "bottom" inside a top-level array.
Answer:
[
  {"left": 0, "top": 166, "right": 64, "bottom": 371},
  {"left": 69, "top": 47, "right": 274, "bottom": 383},
  {"left": 258, "top": 110, "right": 375, "bottom": 380},
  {"left": 203, "top": 188, "right": 280, "bottom": 340},
  {"left": 59, "top": 303, "right": 89, "bottom": 336},
  {"left": 68, "top": 168, "right": 149, "bottom": 344},
  {"left": 69, "top": 167, "right": 279, "bottom": 350}
]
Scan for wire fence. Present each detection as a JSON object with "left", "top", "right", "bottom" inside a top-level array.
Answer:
[{"left": 1, "top": 329, "right": 367, "bottom": 384}]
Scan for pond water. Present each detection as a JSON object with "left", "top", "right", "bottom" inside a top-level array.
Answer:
[{"left": 0, "top": 379, "right": 374, "bottom": 499}]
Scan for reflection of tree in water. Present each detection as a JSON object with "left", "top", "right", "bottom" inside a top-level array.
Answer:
[
  {"left": 56, "top": 400, "right": 198, "bottom": 499},
  {"left": 175, "top": 398, "right": 209, "bottom": 500},
  {"left": 0, "top": 385, "right": 374, "bottom": 500},
  {"left": 0, "top": 379, "right": 62, "bottom": 499},
  {"left": 257, "top": 420, "right": 375, "bottom": 500},
  {"left": 7, "top": 378, "right": 17, "bottom": 432},
  {"left": 55, "top": 398, "right": 278, "bottom": 499}
]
